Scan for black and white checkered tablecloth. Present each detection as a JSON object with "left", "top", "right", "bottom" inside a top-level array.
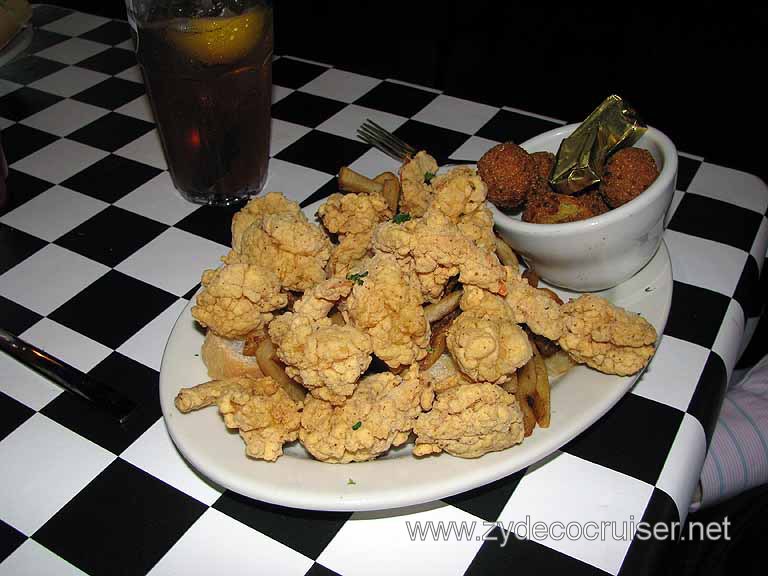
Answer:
[{"left": 1, "top": 6, "right": 766, "bottom": 576}]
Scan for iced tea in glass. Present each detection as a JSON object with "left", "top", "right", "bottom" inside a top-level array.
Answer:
[{"left": 126, "top": 1, "right": 273, "bottom": 205}]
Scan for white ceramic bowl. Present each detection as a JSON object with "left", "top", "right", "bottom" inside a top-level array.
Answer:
[{"left": 490, "top": 123, "right": 678, "bottom": 291}]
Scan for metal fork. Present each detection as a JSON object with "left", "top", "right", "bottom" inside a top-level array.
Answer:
[{"left": 357, "top": 119, "right": 476, "bottom": 165}]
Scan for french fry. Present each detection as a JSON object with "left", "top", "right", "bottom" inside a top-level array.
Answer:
[
  {"left": 494, "top": 236, "right": 519, "bottom": 270},
  {"left": 531, "top": 345, "right": 551, "bottom": 428},
  {"left": 419, "top": 328, "right": 447, "bottom": 371},
  {"left": 255, "top": 338, "right": 306, "bottom": 403},
  {"left": 338, "top": 166, "right": 383, "bottom": 195},
  {"left": 242, "top": 330, "right": 265, "bottom": 357},
  {"left": 424, "top": 290, "right": 462, "bottom": 324},
  {"left": 501, "top": 370, "right": 518, "bottom": 396},
  {"left": 544, "top": 349, "right": 577, "bottom": 378},
  {"left": 380, "top": 177, "right": 400, "bottom": 212},
  {"left": 515, "top": 357, "right": 537, "bottom": 437}
]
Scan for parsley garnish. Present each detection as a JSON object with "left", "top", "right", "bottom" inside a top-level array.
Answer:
[
  {"left": 352, "top": 421, "right": 362, "bottom": 430},
  {"left": 424, "top": 171, "right": 436, "bottom": 184},
  {"left": 348, "top": 478, "right": 357, "bottom": 485},
  {"left": 346, "top": 271, "right": 368, "bottom": 285},
  {"left": 427, "top": 346, "right": 435, "bottom": 353},
  {"left": 392, "top": 212, "right": 411, "bottom": 224}
]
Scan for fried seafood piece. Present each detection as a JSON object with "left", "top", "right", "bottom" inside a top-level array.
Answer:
[
  {"left": 504, "top": 267, "right": 564, "bottom": 341},
  {"left": 231, "top": 191, "right": 303, "bottom": 253},
  {"left": 345, "top": 253, "right": 430, "bottom": 369},
  {"left": 318, "top": 192, "right": 393, "bottom": 276},
  {"left": 191, "top": 263, "right": 288, "bottom": 339},
  {"left": 530, "top": 151, "right": 555, "bottom": 181},
  {"left": 600, "top": 147, "right": 659, "bottom": 208},
  {"left": 299, "top": 366, "right": 432, "bottom": 463},
  {"left": 522, "top": 190, "right": 607, "bottom": 223},
  {"left": 456, "top": 206, "right": 496, "bottom": 253},
  {"left": 269, "top": 278, "right": 372, "bottom": 404},
  {"left": 226, "top": 209, "right": 332, "bottom": 292},
  {"left": 399, "top": 151, "right": 439, "bottom": 217},
  {"left": 373, "top": 209, "right": 507, "bottom": 302},
  {"left": 446, "top": 309, "right": 532, "bottom": 385},
  {"left": 558, "top": 294, "right": 657, "bottom": 376},
  {"left": 175, "top": 376, "right": 301, "bottom": 461},
  {"left": 477, "top": 142, "right": 537, "bottom": 211},
  {"left": 414, "top": 383, "right": 524, "bottom": 458}
]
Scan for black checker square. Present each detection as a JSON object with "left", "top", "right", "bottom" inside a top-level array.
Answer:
[
  {"left": 60, "top": 154, "right": 162, "bottom": 204},
  {"left": 732, "top": 254, "right": 762, "bottom": 319},
  {"left": 562, "top": 392, "right": 684, "bottom": 485},
  {"left": 1, "top": 123, "right": 58, "bottom": 164},
  {"left": 0, "top": 294, "right": 42, "bottom": 336},
  {"left": 174, "top": 203, "right": 242, "bottom": 247},
  {"left": 76, "top": 47, "right": 139, "bottom": 77},
  {"left": 0, "top": 86, "right": 63, "bottom": 121},
  {"left": 0, "top": 56, "right": 67, "bottom": 85},
  {"left": 443, "top": 469, "right": 526, "bottom": 522},
  {"left": 271, "top": 91, "right": 346, "bottom": 128},
  {"left": 276, "top": 130, "right": 368, "bottom": 176},
  {"left": 465, "top": 526, "right": 610, "bottom": 576},
  {"left": 29, "top": 4, "right": 71, "bottom": 27},
  {"left": 48, "top": 270, "right": 177, "bottom": 350},
  {"left": 676, "top": 155, "right": 702, "bottom": 192},
  {"left": 0, "top": 519, "right": 25, "bottom": 564},
  {"left": 80, "top": 20, "right": 133, "bottom": 46},
  {"left": 67, "top": 112, "right": 155, "bottom": 153},
  {"left": 26, "top": 29, "right": 69, "bottom": 54},
  {"left": 476, "top": 109, "right": 562, "bottom": 144},
  {"left": 299, "top": 177, "right": 338, "bottom": 210},
  {"left": 304, "top": 563, "right": 342, "bottom": 576},
  {"left": 182, "top": 283, "right": 201, "bottom": 301},
  {"left": 0, "top": 390, "right": 34, "bottom": 443},
  {"left": 0, "top": 222, "right": 47, "bottom": 275},
  {"left": 0, "top": 169, "right": 54, "bottom": 217},
  {"left": 663, "top": 281, "right": 731, "bottom": 349},
  {"left": 73, "top": 77, "right": 146, "bottom": 111},
  {"left": 617, "top": 488, "right": 679, "bottom": 576},
  {"left": 667, "top": 193, "right": 762, "bottom": 252},
  {"left": 40, "top": 352, "right": 162, "bottom": 454},
  {"left": 214, "top": 491, "right": 352, "bottom": 560},
  {"left": 393, "top": 120, "right": 471, "bottom": 165},
  {"left": 33, "top": 458, "right": 207, "bottom": 576},
  {"left": 273, "top": 57, "right": 330, "bottom": 89},
  {"left": 55, "top": 205, "right": 168, "bottom": 267},
  {"left": 687, "top": 351, "right": 728, "bottom": 446},
  {"left": 354, "top": 80, "right": 438, "bottom": 118}
]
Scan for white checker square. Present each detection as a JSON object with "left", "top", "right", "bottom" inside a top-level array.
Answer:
[
  {"left": 0, "top": 352, "right": 62, "bottom": 411},
  {"left": 317, "top": 104, "right": 406, "bottom": 141},
  {"left": 263, "top": 158, "right": 333, "bottom": 205},
  {"left": 750, "top": 216, "right": 768, "bottom": 266},
  {"left": 712, "top": 299, "right": 746, "bottom": 381},
  {"left": 347, "top": 148, "right": 400, "bottom": 181},
  {"left": 41, "top": 12, "right": 110, "bottom": 36},
  {"left": 0, "top": 414, "right": 114, "bottom": 535},
  {"left": 115, "top": 65, "right": 144, "bottom": 84},
  {"left": 0, "top": 539, "right": 87, "bottom": 576},
  {"left": 687, "top": 162, "right": 768, "bottom": 214},
  {"left": 21, "top": 318, "right": 112, "bottom": 373},
  {"left": 148, "top": 508, "right": 313, "bottom": 576},
  {"left": 449, "top": 135, "right": 500, "bottom": 162},
  {"left": 115, "top": 94, "right": 155, "bottom": 123},
  {"left": 663, "top": 229, "right": 747, "bottom": 297},
  {"left": 272, "top": 84, "right": 293, "bottom": 104},
  {"left": 631, "top": 335, "right": 710, "bottom": 412},
  {"left": 29, "top": 66, "right": 110, "bottom": 98},
  {"left": 0, "top": 186, "right": 107, "bottom": 241},
  {"left": 35, "top": 38, "right": 110, "bottom": 65},
  {"left": 0, "top": 244, "right": 108, "bottom": 316},
  {"left": 116, "top": 39, "right": 135, "bottom": 51},
  {"left": 654, "top": 413, "right": 707, "bottom": 523},
  {"left": 115, "top": 129, "right": 167, "bottom": 170},
  {"left": 10, "top": 138, "right": 108, "bottom": 184},
  {"left": 300, "top": 68, "right": 381, "bottom": 103},
  {"left": 385, "top": 77, "right": 441, "bottom": 93},
  {"left": 270, "top": 118, "right": 311, "bottom": 156},
  {"left": 0, "top": 79, "right": 20, "bottom": 97},
  {"left": 499, "top": 452, "right": 653, "bottom": 575},
  {"left": 21, "top": 98, "right": 109, "bottom": 137},
  {"left": 115, "top": 172, "right": 198, "bottom": 226},
  {"left": 121, "top": 419, "right": 223, "bottom": 505},
  {"left": 118, "top": 298, "right": 188, "bottom": 370},
  {"left": 502, "top": 105, "right": 566, "bottom": 125},
  {"left": 413, "top": 94, "right": 499, "bottom": 135},
  {"left": 0, "top": 117, "right": 13, "bottom": 130},
  {"left": 318, "top": 503, "right": 484, "bottom": 576},
  {"left": 116, "top": 228, "right": 228, "bottom": 297},
  {"left": 665, "top": 189, "right": 685, "bottom": 226}
]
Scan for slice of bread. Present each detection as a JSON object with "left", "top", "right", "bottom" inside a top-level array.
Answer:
[{"left": 201, "top": 331, "right": 264, "bottom": 380}]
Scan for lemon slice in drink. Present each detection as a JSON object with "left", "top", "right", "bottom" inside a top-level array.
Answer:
[{"left": 166, "top": 7, "right": 267, "bottom": 65}]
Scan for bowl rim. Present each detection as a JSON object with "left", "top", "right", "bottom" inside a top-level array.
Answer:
[{"left": 489, "top": 123, "right": 678, "bottom": 235}]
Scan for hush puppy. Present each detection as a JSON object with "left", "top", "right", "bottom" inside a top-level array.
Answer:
[
  {"left": 600, "top": 147, "right": 659, "bottom": 208},
  {"left": 477, "top": 143, "right": 537, "bottom": 211},
  {"left": 522, "top": 190, "right": 607, "bottom": 224}
]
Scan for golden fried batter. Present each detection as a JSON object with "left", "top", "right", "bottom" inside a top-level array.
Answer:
[
  {"left": 504, "top": 267, "right": 564, "bottom": 341},
  {"left": 399, "top": 151, "right": 439, "bottom": 216},
  {"left": 414, "top": 383, "right": 524, "bottom": 458},
  {"left": 522, "top": 190, "right": 607, "bottom": 224},
  {"left": 231, "top": 191, "right": 303, "bottom": 253},
  {"left": 559, "top": 294, "right": 657, "bottom": 375},
  {"left": 191, "top": 263, "right": 288, "bottom": 339}
]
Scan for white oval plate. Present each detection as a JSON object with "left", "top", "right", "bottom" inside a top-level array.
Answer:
[{"left": 159, "top": 202, "right": 672, "bottom": 511}]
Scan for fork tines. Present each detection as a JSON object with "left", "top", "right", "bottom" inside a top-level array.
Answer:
[{"left": 357, "top": 119, "right": 417, "bottom": 162}]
